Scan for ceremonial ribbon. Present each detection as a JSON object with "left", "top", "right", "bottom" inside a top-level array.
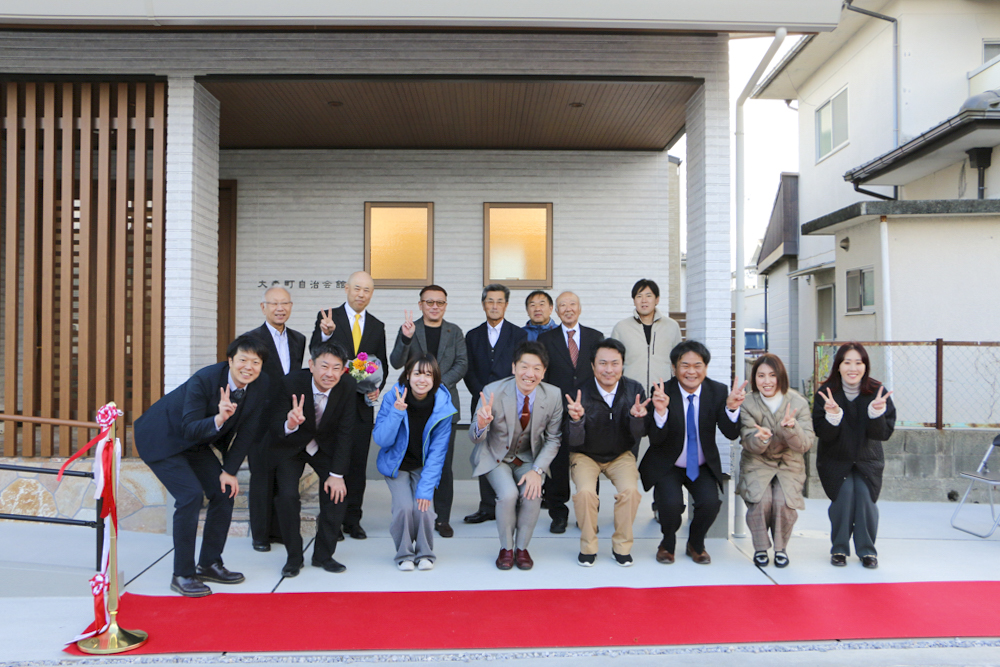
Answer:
[{"left": 56, "top": 403, "right": 123, "bottom": 482}]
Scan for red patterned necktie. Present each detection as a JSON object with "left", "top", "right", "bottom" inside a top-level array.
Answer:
[
  {"left": 519, "top": 395, "right": 530, "bottom": 430},
  {"left": 568, "top": 330, "right": 579, "bottom": 367}
]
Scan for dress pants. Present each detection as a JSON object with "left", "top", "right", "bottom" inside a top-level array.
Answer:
[
  {"left": 248, "top": 438, "right": 282, "bottom": 543},
  {"left": 652, "top": 463, "right": 722, "bottom": 554},
  {"left": 486, "top": 460, "right": 542, "bottom": 550},
  {"left": 544, "top": 436, "right": 571, "bottom": 521},
  {"left": 746, "top": 477, "right": 798, "bottom": 552},
  {"left": 343, "top": 416, "right": 374, "bottom": 527},
  {"left": 146, "top": 445, "right": 234, "bottom": 578},
  {"left": 570, "top": 451, "right": 641, "bottom": 555},
  {"left": 477, "top": 476, "right": 497, "bottom": 514},
  {"left": 433, "top": 425, "right": 457, "bottom": 523},
  {"left": 386, "top": 468, "right": 436, "bottom": 564},
  {"left": 274, "top": 450, "right": 346, "bottom": 566},
  {"left": 829, "top": 470, "right": 879, "bottom": 557}
]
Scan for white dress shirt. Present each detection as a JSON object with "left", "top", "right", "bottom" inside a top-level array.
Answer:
[
  {"left": 265, "top": 321, "right": 291, "bottom": 374},
  {"left": 320, "top": 303, "right": 366, "bottom": 343},
  {"left": 284, "top": 380, "right": 342, "bottom": 477},
  {"left": 596, "top": 380, "right": 618, "bottom": 408},
  {"left": 561, "top": 323, "right": 581, "bottom": 348},
  {"left": 487, "top": 321, "right": 503, "bottom": 348},
  {"left": 651, "top": 383, "right": 739, "bottom": 468}
]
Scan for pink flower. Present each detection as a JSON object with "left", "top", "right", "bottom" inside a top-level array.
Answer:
[
  {"left": 365, "top": 363, "right": 377, "bottom": 374},
  {"left": 357, "top": 352, "right": 368, "bottom": 361}
]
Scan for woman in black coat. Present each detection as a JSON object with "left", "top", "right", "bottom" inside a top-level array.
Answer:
[{"left": 812, "top": 342, "right": 895, "bottom": 569}]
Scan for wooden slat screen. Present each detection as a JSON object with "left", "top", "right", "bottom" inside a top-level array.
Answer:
[{"left": 0, "top": 81, "right": 167, "bottom": 458}]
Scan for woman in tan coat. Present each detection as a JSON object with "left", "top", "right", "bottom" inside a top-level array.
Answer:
[{"left": 737, "top": 354, "right": 814, "bottom": 568}]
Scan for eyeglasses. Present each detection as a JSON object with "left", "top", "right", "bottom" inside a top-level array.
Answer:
[
  {"left": 264, "top": 301, "right": 292, "bottom": 307},
  {"left": 421, "top": 300, "right": 447, "bottom": 307}
]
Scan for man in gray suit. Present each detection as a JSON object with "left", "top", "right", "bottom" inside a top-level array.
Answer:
[
  {"left": 389, "top": 284, "right": 468, "bottom": 538},
  {"left": 469, "top": 341, "right": 562, "bottom": 571}
]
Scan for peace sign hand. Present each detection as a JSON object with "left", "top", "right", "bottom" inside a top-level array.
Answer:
[
  {"left": 319, "top": 308, "right": 336, "bottom": 336},
  {"left": 819, "top": 388, "right": 840, "bottom": 414},
  {"left": 630, "top": 393, "right": 652, "bottom": 419},
  {"left": 565, "top": 390, "right": 585, "bottom": 421},
  {"left": 753, "top": 423, "right": 773, "bottom": 443},
  {"left": 393, "top": 386, "right": 409, "bottom": 411},
  {"left": 651, "top": 379, "right": 670, "bottom": 416},
  {"left": 476, "top": 391, "right": 496, "bottom": 430},
  {"left": 286, "top": 394, "right": 306, "bottom": 430},
  {"left": 727, "top": 378, "right": 749, "bottom": 411},
  {"left": 401, "top": 310, "right": 416, "bottom": 338},
  {"left": 215, "top": 387, "right": 237, "bottom": 428},
  {"left": 780, "top": 404, "right": 797, "bottom": 429},
  {"left": 871, "top": 385, "right": 893, "bottom": 413}
]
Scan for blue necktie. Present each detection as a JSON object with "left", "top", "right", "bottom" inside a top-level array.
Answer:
[{"left": 686, "top": 394, "right": 699, "bottom": 481}]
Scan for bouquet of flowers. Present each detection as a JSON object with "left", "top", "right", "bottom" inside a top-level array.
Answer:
[{"left": 347, "top": 352, "right": 384, "bottom": 406}]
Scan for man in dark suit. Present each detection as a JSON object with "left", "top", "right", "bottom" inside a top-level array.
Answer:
[
  {"left": 463, "top": 283, "right": 527, "bottom": 524},
  {"left": 639, "top": 340, "right": 747, "bottom": 565},
  {"left": 243, "top": 286, "right": 306, "bottom": 552},
  {"left": 310, "top": 270, "right": 387, "bottom": 539},
  {"left": 538, "top": 291, "right": 603, "bottom": 533},
  {"left": 268, "top": 340, "right": 356, "bottom": 577},
  {"left": 389, "top": 284, "right": 468, "bottom": 537},
  {"left": 134, "top": 335, "right": 271, "bottom": 597}
]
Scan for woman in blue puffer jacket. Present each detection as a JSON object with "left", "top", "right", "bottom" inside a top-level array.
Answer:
[{"left": 373, "top": 354, "right": 456, "bottom": 571}]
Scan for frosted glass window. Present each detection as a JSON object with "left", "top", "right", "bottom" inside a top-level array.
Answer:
[
  {"left": 816, "top": 88, "right": 848, "bottom": 161},
  {"left": 484, "top": 203, "right": 553, "bottom": 288},
  {"left": 365, "top": 203, "right": 433, "bottom": 288}
]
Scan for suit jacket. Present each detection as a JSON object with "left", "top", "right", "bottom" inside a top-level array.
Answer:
[
  {"left": 310, "top": 303, "right": 388, "bottom": 423},
  {"left": 389, "top": 317, "right": 468, "bottom": 421},
  {"left": 464, "top": 319, "right": 527, "bottom": 415},
  {"left": 468, "top": 377, "right": 563, "bottom": 478},
  {"left": 267, "top": 369, "right": 356, "bottom": 478},
  {"left": 537, "top": 324, "right": 604, "bottom": 399},
  {"left": 245, "top": 322, "right": 306, "bottom": 388},
  {"left": 638, "top": 376, "right": 741, "bottom": 492},
  {"left": 133, "top": 362, "right": 270, "bottom": 475}
]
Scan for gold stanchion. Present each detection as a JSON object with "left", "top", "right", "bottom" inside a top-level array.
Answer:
[{"left": 77, "top": 403, "right": 148, "bottom": 654}]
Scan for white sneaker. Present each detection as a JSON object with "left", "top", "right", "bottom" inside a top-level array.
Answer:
[
  {"left": 416, "top": 559, "right": 435, "bottom": 571},
  {"left": 397, "top": 560, "right": 415, "bottom": 571}
]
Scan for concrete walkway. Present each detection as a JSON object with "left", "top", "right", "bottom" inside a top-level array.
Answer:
[{"left": 2, "top": 481, "right": 999, "bottom": 666}]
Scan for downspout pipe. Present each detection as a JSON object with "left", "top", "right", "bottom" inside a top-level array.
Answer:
[{"left": 733, "top": 27, "right": 785, "bottom": 539}]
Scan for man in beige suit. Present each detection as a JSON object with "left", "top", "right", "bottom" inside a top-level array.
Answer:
[{"left": 470, "top": 341, "right": 563, "bottom": 571}]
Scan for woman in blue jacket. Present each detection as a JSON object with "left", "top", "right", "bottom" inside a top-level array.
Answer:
[{"left": 373, "top": 354, "right": 456, "bottom": 570}]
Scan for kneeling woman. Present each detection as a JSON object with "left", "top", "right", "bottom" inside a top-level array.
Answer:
[
  {"left": 373, "top": 354, "right": 456, "bottom": 571},
  {"left": 812, "top": 342, "right": 895, "bottom": 569},
  {"left": 738, "top": 353, "right": 814, "bottom": 568}
]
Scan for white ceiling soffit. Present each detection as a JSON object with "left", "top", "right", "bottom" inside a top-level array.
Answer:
[{"left": 1, "top": 0, "right": 844, "bottom": 32}]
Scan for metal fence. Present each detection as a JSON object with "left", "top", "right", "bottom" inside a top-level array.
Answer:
[{"left": 813, "top": 340, "right": 1000, "bottom": 429}]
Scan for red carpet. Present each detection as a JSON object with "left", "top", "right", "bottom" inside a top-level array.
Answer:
[{"left": 66, "top": 582, "right": 1000, "bottom": 654}]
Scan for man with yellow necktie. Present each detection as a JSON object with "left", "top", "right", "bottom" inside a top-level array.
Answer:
[{"left": 311, "top": 271, "right": 388, "bottom": 540}]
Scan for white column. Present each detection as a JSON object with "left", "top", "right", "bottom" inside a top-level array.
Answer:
[{"left": 164, "top": 76, "right": 221, "bottom": 391}]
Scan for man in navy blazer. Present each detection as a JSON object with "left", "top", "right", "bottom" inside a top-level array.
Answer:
[
  {"left": 463, "top": 283, "right": 527, "bottom": 523},
  {"left": 134, "top": 335, "right": 271, "bottom": 597},
  {"left": 310, "top": 271, "right": 388, "bottom": 539},
  {"left": 243, "top": 286, "right": 307, "bottom": 551},
  {"left": 639, "top": 340, "right": 747, "bottom": 565}
]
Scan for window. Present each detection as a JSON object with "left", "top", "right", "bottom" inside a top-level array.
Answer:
[
  {"left": 816, "top": 88, "right": 848, "bottom": 161},
  {"left": 846, "top": 267, "right": 874, "bottom": 313},
  {"left": 985, "top": 41, "right": 1000, "bottom": 63},
  {"left": 365, "top": 202, "right": 434, "bottom": 288},
  {"left": 483, "top": 203, "right": 553, "bottom": 288}
]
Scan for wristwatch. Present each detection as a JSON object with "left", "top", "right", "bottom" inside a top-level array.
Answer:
[{"left": 532, "top": 466, "right": 545, "bottom": 477}]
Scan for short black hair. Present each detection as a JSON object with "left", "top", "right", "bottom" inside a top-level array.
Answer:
[
  {"left": 524, "top": 290, "right": 553, "bottom": 308},
  {"left": 419, "top": 284, "right": 448, "bottom": 298},
  {"left": 226, "top": 334, "right": 269, "bottom": 364},
  {"left": 631, "top": 278, "right": 660, "bottom": 299},
  {"left": 513, "top": 340, "right": 549, "bottom": 369},
  {"left": 482, "top": 283, "right": 510, "bottom": 303},
  {"left": 310, "top": 340, "right": 350, "bottom": 365},
  {"left": 670, "top": 340, "right": 710, "bottom": 366},
  {"left": 590, "top": 337, "right": 627, "bottom": 365}
]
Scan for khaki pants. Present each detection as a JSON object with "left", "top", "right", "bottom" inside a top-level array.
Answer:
[{"left": 570, "top": 451, "right": 641, "bottom": 555}]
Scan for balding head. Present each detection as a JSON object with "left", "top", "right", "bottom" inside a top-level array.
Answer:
[
  {"left": 556, "top": 291, "right": 581, "bottom": 329},
  {"left": 261, "top": 286, "right": 292, "bottom": 330},
  {"left": 345, "top": 271, "right": 375, "bottom": 313}
]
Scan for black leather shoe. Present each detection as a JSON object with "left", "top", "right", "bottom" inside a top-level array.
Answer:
[
  {"left": 550, "top": 517, "right": 568, "bottom": 534},
  {"left": 831, "top": 553, "right": 848, "bottom": 567},
  {"left": 312, "top": 558, "right": 347, "bottom": 573},
  {"left": 862, "top": 555, "right": 879, "bottom": 569},
  {"left": 171, "top": 575, "right": 211, "bottom": 597},
  {"left": 435, "top": 521, "right": 454, "bottom": 538},
  {"left": 337, "top": 530, "right": 345, "bottom": 541},
  {"left": 463, "top": 510, "right": 495, "bottom": 524},
  {"left": 195, "top": 562, "right": 245, "bottom": 584},
  {"left": 343, "top": 524, "right": 367, "bottom": 540},
  {"left": 252, "top": 541, "right": 271, "bottom": 552},
  {"left": 281, "top": 562, "right": 301, "bottom": 578}
]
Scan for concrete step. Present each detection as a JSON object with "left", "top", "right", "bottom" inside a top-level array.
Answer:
[{"left": 197, "top": 505, "right": 320, "bottom": 538}]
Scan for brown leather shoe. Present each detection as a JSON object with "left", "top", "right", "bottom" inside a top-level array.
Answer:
[
  {"left": 656, "top": 546, "right": 675, "bottom": 564},
  {"left": 496, "top": 548, "right": 514, "bottom": 570},
  {"left": 686, "top": 543, "right": 711, "bottom": 564},
  {"left": 515, "top": 549, "right": 534, "bottom": 570}
]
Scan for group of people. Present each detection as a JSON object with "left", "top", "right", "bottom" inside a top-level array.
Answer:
[{"left": 133, "top": 271, "right": 896, "bottom": 597}]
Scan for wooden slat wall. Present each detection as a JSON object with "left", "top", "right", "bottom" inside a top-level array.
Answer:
[{"left": 0, "top": 80, "right": 167, "bottom": 458}]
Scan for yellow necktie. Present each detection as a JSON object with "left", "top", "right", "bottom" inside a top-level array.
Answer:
[{"left": 352, "top": 313, "right": 362, "bottom": 354}]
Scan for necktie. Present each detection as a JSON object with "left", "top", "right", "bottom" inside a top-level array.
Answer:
[
  {"left": 520, "top": 395, "right": 531, "bottom": 430},
  {"left": 352, "top": 313, "right": 362, "bottom": 355},
  {"left": 567, "top": 330, "right": 579, "bottom": 367},
  {"left": 230, "top": 387, "right": 245, "bottom": 403},
  {"left": 306, "top": 393, "right": 327, "bottom": 456},
  {"left": 686, "top": 394, "right": 699, "bottom": 481}
]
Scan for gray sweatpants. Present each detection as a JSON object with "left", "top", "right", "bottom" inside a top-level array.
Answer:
[{"left": 385, "top": 468, "right": 436, "bottom": 564}]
